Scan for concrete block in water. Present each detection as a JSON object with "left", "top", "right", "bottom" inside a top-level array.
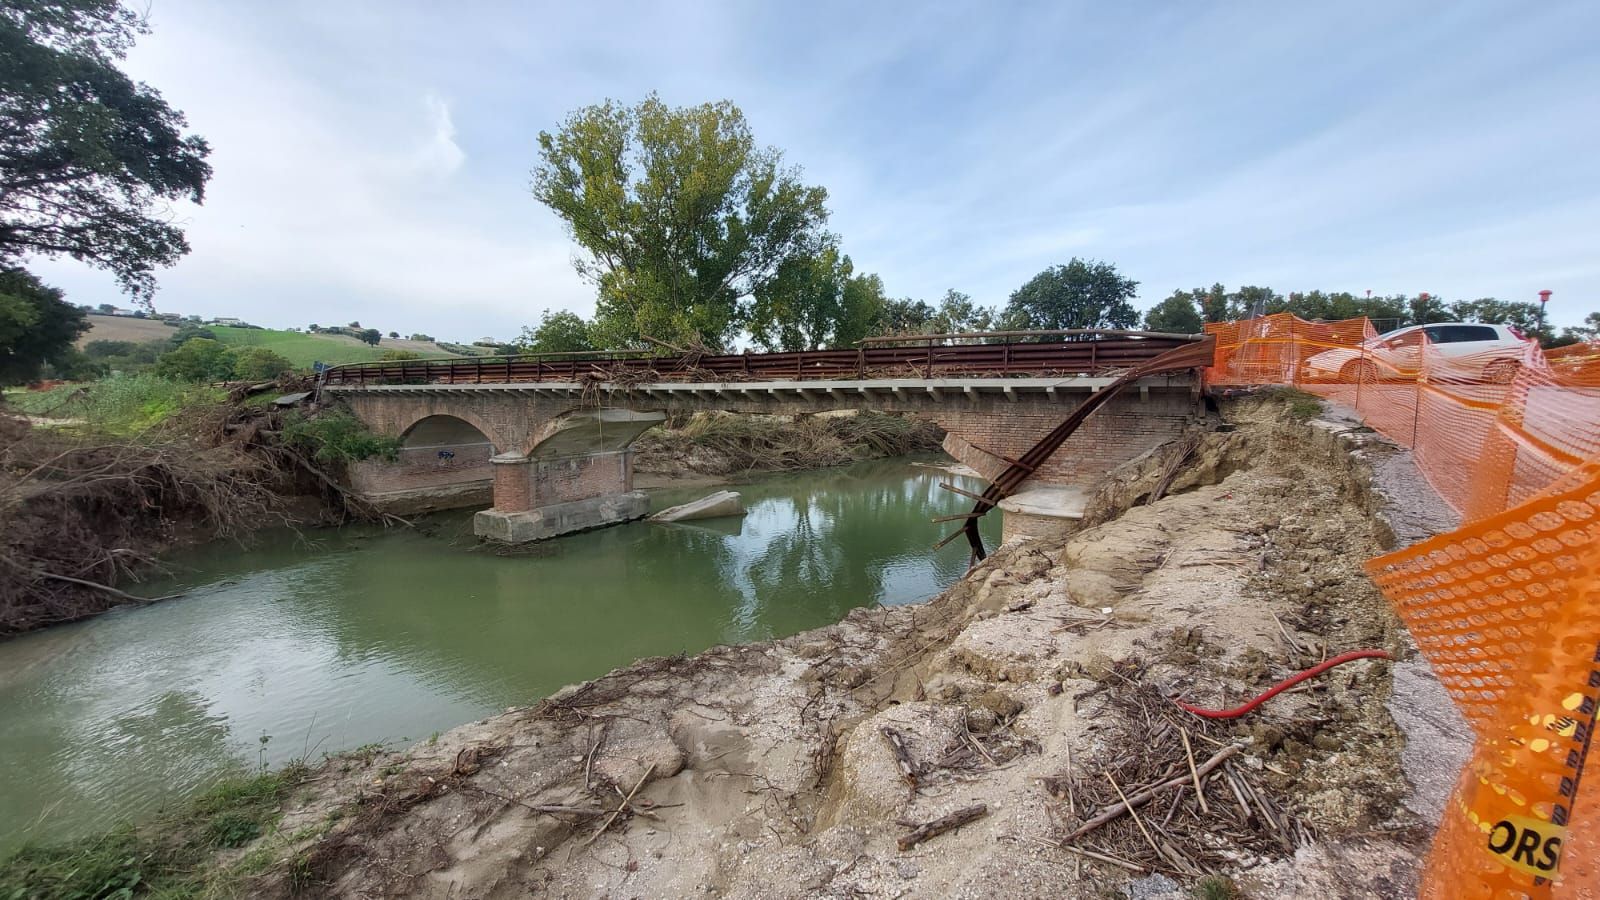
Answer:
[
  {"left": 474, "top": 491, "right": 650, "bottom": 542},
  {"left": 649, "top": 490, "right": 745, "bottom": 523}
]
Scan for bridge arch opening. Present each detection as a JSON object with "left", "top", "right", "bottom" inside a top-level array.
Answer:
[{"left": 400, "top": 414, "right": 497, "bottom": 454}]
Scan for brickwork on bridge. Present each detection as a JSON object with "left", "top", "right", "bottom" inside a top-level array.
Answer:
[
  {"left": 926, "top": 393, "right": 1198, "bottom": 484},
  {"left": 326, "top": 376, "right": 1204, "bottom": 539}
]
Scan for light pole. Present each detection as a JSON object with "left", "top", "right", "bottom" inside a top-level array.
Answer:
[{"left": 1538, "top": 289, "right": 1552, "bottom": 341}]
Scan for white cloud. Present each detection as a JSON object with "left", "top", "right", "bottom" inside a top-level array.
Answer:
[{"left": 412, "top": 92, "right": 465, "bottom": 177}]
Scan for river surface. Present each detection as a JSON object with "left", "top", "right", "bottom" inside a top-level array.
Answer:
[{"left": 0, "top": 457, "right": 998, "bottom": 849}]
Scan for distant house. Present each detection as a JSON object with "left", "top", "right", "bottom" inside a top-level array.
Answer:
[
  {"left": 157, "top": 313, "right": 183, "bottom": 322},
  {"left": 213, "top": 317, "right": 244, "bottom": 326},
  {"left": 109, "top": 307, "right": 138, "bottom": 317}
]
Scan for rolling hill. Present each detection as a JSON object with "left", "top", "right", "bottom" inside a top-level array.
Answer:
[{"left": 76, "top": 316, "right": 475, "bottom": 368}]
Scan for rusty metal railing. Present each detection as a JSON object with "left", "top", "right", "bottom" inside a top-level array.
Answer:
[{"left": 320, "top": 333, "right": 1207, "bottom": 387}]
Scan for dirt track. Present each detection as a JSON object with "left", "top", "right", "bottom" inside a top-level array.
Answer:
[{"left": 230, "top": 395, "right": 1459, "bottom": 898}]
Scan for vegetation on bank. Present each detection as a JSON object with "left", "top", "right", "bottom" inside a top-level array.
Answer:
[
  {"left": 0, "top": 765, "right": 310, "bottom": 899},
  {"left": 5, "top": 373, "right": 223, "bottom": 433}
]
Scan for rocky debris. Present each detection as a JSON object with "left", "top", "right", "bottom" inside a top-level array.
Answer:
[
  {"left": 649, "top": 489, "right": 745, "bottom": 522},
  {"left": 232, "top": 396, "right": 1443, "bottom": 898}
]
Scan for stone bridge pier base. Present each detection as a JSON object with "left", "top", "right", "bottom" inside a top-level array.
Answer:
[{"left": 473, "top": 410, "right": 665, "bottom": 542}]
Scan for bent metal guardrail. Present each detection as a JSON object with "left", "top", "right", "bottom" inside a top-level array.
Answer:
[{"left": 319, "top": 331, "right": 1207, "bottom": 387}]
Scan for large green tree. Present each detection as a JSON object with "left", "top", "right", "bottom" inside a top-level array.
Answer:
[
  {"left": 516, "top": 310, "right": 595, "bottom": 354},
  {"left": 1142, "top": 290, "right": 1203, "bottom": 334},
  {"left": 0, "top": 267, "right": 88, "bottom": 383},
  {"left": 747, "top": 245, "right": 884, "bottom": 351},
  {"left": 1, "top": 0, "right": 211, "bottom": 300},
  {"left": 532, "top": 94, "right": 830, "bottom": 350},
  {"left": 1002, "top": 259, "right": 1138, "bottom": 334}
]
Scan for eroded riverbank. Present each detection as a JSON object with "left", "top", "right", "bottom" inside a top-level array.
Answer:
[{"left": 112, "top": 394, "right": 1454, "bottom": 899}]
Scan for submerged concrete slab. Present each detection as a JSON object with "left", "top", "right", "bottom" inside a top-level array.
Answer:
[
  {"left": 474, "top": 491, "right": 650, "bottom": 543},
  {"left": 997, "top": 485, "right": 1089, "bottom": 545},
  {"left": 997, "top": 486, "right": 1089, "bottom": 519},
  {"left": 650, "top": 490, "right": 745, "bottom": 523}
]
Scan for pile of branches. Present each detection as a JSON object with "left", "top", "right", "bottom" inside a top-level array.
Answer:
[
  {"left": 1042, "top": 666, "right": 1310, "bottom": 877},
  {"left": 0, "top": 376, "right": 395, "bottom": 633},
  {"left": 0, "top": 417, "right": 286, "bottom": 633},
  {"left": 633, "top": 411, "right": 944, "bottom": 475}
]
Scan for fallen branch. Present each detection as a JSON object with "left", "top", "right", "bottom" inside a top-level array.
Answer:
[
  {"left": 882, "top": 727, "right": 920, "bottom": 790},
  {"left": 582, "top": 763, "right": 655, "bottom": 847},
  {"left": 1064, "top": 745, "right": 1241, "bottom": 841},
  {"left": 37, "top": 571, "right": 181, "bottom": 605},
  {"left": 898, "top": 804, "right": 987, "bottom": 851}
]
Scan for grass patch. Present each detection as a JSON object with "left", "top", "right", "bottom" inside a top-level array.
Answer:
[
  {"left": 4, "top": 374, "right": 222, "bottom": 433},
  {"left": 1192, "top": 874, "right": 1241, "bottom": 900},
  {"left": 1259, "top": 386, "right": 1324, "bottom": 421},
  {"left": 206, "top": 327, "right": 453, "bottom": 368},
  {"left": 0, "top": 767, "right": 308, "bottom": 899}
]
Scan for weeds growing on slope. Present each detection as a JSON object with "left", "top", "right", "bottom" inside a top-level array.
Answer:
[{"left": 0, "top": 764, "right": 311, "bottom": 899}]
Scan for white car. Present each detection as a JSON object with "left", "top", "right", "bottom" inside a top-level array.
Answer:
[{"left": 1302, "top": 322, "right": 1530, "bottom": 383}]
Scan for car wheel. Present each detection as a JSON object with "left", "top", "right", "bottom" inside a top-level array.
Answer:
[
  {"left": 1340, "top": 358, "right": 1379, "bottom": 384},
  {"left": 1485, "top": 359, "right": 1521, "bottom": 385}
]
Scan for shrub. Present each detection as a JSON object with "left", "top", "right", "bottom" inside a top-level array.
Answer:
[
  {"left": 378, "top": 349, "right": 422, "bottom": 361},
  {"left": 281, "top": 410, "right": 401, "bottom": 464},
  {"left": 154, "top": 338, "right": 236, "bottom": 382},
  {"left": 231, "top": 347, "right": 296, "bottom": 381}
]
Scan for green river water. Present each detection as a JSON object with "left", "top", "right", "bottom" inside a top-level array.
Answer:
[{"left": 0, "top": 457, "right": 998, "bottom": 849}]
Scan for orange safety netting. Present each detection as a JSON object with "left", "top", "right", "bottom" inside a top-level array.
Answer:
[{"left": 1205, "top": 314, "right": 1600, "bottom": 897}]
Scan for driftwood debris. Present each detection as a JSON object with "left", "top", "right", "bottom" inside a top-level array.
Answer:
[
  {"left": 1064, "top": 744, "right": 1241, "bottom": 841},
  {"left": 897, "top": 804, "right": 988, "bottom": 851},
  {"left": 882, "top": 727, "right": 920, "bottom": 789}
]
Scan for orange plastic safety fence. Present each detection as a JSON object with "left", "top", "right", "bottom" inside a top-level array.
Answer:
[
  {"left": 1367, "top": 471, "right": 1600, "bottom": 897},
  {"left": 1205, "top": 313, "right": 1600, "bottom": 896},
  {"left": 1206, "top": 314, "right": 1600, "bottom": 521}
]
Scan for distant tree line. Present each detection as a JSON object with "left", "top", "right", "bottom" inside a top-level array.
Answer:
[{"left": 1141, "top": 285, "right": 1587, "bottom": 348}]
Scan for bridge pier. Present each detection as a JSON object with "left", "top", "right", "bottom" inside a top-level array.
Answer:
[{"left": 327, "top": 373, "right": 1205, "bottom": 544}]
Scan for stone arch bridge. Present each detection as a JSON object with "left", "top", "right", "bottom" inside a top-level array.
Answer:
[{"left": 320, "top": 334, "right": 1212, "bottom": 541}]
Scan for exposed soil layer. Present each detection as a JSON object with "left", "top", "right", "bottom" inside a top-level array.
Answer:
[{"left": 210, "top": 395, "right": 1450, "bottom": 899}]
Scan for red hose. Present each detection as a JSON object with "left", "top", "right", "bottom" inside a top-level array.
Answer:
[{"left": 1173, "top": 649, "right": 1393, "bottom": 719}]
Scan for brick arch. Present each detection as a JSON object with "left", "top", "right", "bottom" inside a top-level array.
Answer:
[{"left": 399, "top": 414, "right": 498, "bottom": 452}]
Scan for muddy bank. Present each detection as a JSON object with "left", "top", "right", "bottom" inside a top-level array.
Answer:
[
  {"left": 140, "top": 394, "right": 1445, "bottom": 899},
  {"left": 0, "top": 385, "right": 374, "bottom": 635}
]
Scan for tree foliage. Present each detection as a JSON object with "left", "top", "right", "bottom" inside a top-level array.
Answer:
[
  {"left": 1142, "top": 291, "right": 1203, "bottom": 334},
  {"left": 747, "top": 245, "right": 885, "bottom": 351},
  {"left": 0, "top": 0, "right": 211, "bottom": 300},
  {"left": 516, "top": 310, "right": 595, "bottom": 354},
  {"left": 357, "top": 328, "right": 381, "bottom": 346},
  {"left": 0, "top": 267, "right": 88, "bottom": 383},
  {"left": 152, "top": 337, "right": 233, "bottom": 382},
  {"left": 872, "top": 298, "right": 936, "bottom": 337},
  {"left": 1003, "top": 259, "right": 1138, "bottom": 334},
  {"left": 532, "top": 94, "right": 831, "bottom": 349},
  {"left": 230, "top": 346, "right": 293, "bottom": 381}
]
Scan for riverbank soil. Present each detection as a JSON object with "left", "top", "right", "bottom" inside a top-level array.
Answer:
[{"left": 198, "top": 393, "right": 1455, "bottom": 899}]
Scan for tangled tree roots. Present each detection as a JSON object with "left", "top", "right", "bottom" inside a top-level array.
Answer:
[{"left": 0, "top": 378, "right": 390, "bottom": 634}]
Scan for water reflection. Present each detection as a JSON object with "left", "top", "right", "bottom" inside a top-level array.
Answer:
[{"left": 0, "top": 457, "right": 998, "bottom": 848}]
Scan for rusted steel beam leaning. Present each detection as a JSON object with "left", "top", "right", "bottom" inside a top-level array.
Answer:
[{"left": 944, "top": 335, "right": 1217, "bottom": 565}]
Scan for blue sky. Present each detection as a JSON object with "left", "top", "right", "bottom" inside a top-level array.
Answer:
[{"left": 31, "top": 0, "right": 1600, "bottom": 341}]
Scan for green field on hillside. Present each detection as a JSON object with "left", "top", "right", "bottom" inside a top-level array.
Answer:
[
  {"left": 204, "top": 328, "right": 454, "bottom": 368},
  {"left": 76, "top": 316, "right": 475, "bottom": 368}
]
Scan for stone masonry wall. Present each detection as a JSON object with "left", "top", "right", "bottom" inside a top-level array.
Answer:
[{"left": 928, "top": 391, "right": 1200, "bottom": 486}]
